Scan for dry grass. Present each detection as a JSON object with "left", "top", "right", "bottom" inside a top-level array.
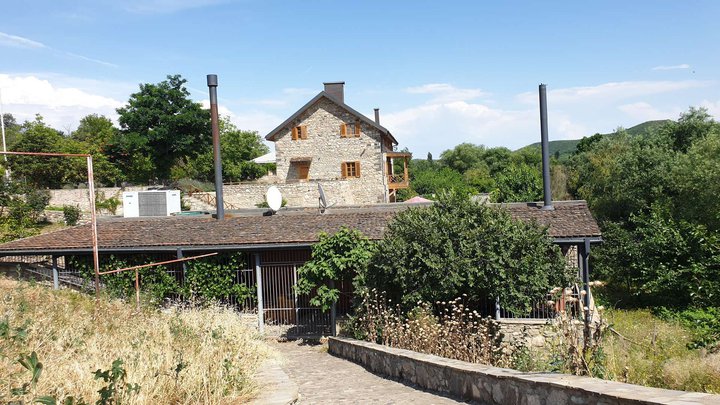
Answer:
[
  {"left": 351, "top": 290, "right": 509, "bottom": 366},
  {"left": 603, "top": 309, "right": 720, "bottom": 393},
  {"left": 0, "top": 277, "right": 272, "bottom": 404}
]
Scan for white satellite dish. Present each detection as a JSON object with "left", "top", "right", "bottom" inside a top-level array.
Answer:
[
  {"left": 266, "top": 186, "right": 282, "bottom": 212},
  {"left": 318, "top": 183, "right": 335, "bottom": 214}
]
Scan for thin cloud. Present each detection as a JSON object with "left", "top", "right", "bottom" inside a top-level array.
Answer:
[
  {"left": 516, "top": 80, "right": 711, "bottom": 104},
  {"left": 121, "top": 0, "right": 231, "bottom": 14},
  {"left": 406, "top": 83, "right": 489, "bottom": 103},
  {"left": 652, "top": 64, "right": 691, "bottom": 71},
  {"left": 0, "top": 31, "right": 116, "bottom": 68},
  {"left": 0, "top": 32, "right": 46, "bottom": 49},
  {"left": 64, "top": 52, "right": 118, "bottom": 68},
  {"left": 282, "top": 87, "right": 316, "bottom": 96}
]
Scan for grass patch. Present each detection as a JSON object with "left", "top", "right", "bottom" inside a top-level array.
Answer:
[
  {"left": 602, "top": 309, "right": 720, "bottom": 393},
  {"left": 0, "top": 277, "right": 271, "bottom": 404}
]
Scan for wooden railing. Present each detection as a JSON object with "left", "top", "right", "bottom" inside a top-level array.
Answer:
[
  {"left": 187, "top": 190, "right": 239, "bottom": 211},
  {"left": 388, "top": 174, "right": 409, "bottom": 189}
]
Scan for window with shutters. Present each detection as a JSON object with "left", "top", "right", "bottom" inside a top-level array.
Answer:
[
  {"left": 340, "top": 121, "right": 361, "bottom": 138},
  {"left": 291, "top": 125, "right": 308, "bottom": 140},
  {"left": 341, "top": 161, "right": 361, "bottom": 178}
]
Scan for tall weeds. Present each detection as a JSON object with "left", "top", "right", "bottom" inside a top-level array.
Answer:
[
  {"left": 0, "top": 277, "right": 270, "bottom": 404},
  {"left": 349, "top": 290, "right": 511, "bottom": 366}
]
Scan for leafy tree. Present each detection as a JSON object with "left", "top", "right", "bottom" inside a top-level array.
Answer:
[
  {"left": 673, "top": 130, "right": 720, "bottom": 231},
  {"left": 463, "top": 164, "right": 494, "bottom": 193},
  {"left": 0, "top": 179, "right": 50, "bottom": 242},
  {"left": 0, "top": 113, "right": 22, "bottom": 149},
  {"left": 296, "top": 227, "right": 375, "bottom": 311},
  {"left": 411, "top": 166, "right": 469, "bottom": 197},
  {"left": 114, "top": 74, "right": 211, "bottom": 182},
  {"left": 7, "top": 115, "right": 72, "bottom": 188},
  {"left": 182, "top": 118, "right": 269, "bottom": 182},
  {"left": 440, "top": 142, "right": 485, "bottom": 173},
  {"left": 491, "top": 163, "right": 542, "bottom": 203},
  {"left": 363, "top": 192, "right": 571, "bottom": 314},
  {"left": 575, "top": 133, "right": 604, "bottom": 154},
  {"left": 594, "top": 206, "right": 720, "bottom": 308},
  {"left": 71, "top": 114, "right": 116, "bottom": 146}
]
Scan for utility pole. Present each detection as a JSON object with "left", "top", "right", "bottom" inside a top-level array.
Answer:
[{"left": 0, "top": 88, "right": 9, "bottom": 179}]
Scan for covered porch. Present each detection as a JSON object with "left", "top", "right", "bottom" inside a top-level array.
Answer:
[{"left": 385, "top": 151, "right": 411, "bottom": 202}]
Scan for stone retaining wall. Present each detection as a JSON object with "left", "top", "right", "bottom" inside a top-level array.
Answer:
[
  {"left": 224, "top": 179, "right": 373, "bottom": 208},
  {"left": 328, "top": 336, "right": 720, "bottom": 405}
]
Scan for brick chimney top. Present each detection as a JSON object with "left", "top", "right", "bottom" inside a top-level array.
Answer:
[{"left": 323, "top": 82, "right": 345, "bottom": 104}]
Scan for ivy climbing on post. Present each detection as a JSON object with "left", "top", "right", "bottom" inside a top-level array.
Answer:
[{"left": 296, "top": 227, "right": 375, "bottom": 311}]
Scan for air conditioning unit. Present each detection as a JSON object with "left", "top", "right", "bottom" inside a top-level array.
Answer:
[{"left": 123, "top": 190, "right": 182, "bottom": 217}]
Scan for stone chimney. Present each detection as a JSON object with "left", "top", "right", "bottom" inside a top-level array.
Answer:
[{"left": 324, "top": 82, "right": 345, "bottom": 104}]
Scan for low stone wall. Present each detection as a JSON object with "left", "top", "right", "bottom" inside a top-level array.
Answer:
[
  {"left": 224, "top": 180, "right": 380, "bottom": 208},
  {"left": 48, "top": 186, "right": 148, "bottom": 215},
  {"left": 328, "top": 337, "right": 720, "bottom": 405}
]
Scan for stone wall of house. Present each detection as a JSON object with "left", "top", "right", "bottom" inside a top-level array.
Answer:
[{"left": 272, "top": 97, "right": 387, "bottom": 205}]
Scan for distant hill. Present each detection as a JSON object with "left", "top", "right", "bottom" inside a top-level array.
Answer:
[{"left": 519, "top": 120, "right": 671, "bottom": 160}]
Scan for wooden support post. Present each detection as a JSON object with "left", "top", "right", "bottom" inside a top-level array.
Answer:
[
  {"left": 52, "top": 255, "right": 59, "bottom": 290},
  {"left": 176, "top": 248, "right": 186, "bottom": 283},
  {"left": 135, "top": 269, "right": 140, "bottom": 312},
  {"left": 255, "top": 253, "right": 264, "bottom": 333},
  {"left": 329, "top": 279, "right": 337, "bottom": 337},
  {"left": 581, "top": 238, "right": 592, "bottom": 346}
]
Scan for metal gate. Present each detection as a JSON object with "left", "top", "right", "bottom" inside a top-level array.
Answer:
[{"left": 257, "top": 250, "right": 333, "bottom": 337}]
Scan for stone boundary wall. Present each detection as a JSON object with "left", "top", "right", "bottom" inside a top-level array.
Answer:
[
  {"left": 328, "top": 337, "right": 720, "bottom": 405},
  {"left": 224, "top": 180, "right": 371, "bottom": 208},
  {"left": 48, "top": 186, "right": 148, "bottom": 215}
]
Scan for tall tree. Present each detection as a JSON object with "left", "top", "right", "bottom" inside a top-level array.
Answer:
[
  {"left": 114, "top": 74, "right": 211, "bottom": 182},
  {"left": 8, "top": 115, "right": 72, "bottom": 188}
]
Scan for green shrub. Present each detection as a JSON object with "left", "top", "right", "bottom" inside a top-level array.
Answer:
[
  {"left": 364, "top": 191, "right": 572, "bottom": 314},
  {"left": 62, "top": 205, "right": 82, "bottom": 226}
]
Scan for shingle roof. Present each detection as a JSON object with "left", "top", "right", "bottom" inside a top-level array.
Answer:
[
  {"left": 264, "top": 91, "right": 398, "bottom": 145},
  {"left": 0, "top": 201, "right": 600, "bottom": 255}
]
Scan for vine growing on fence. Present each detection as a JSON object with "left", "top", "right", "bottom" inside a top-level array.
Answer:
[{"left": 69, "top": 252, "right": 252, "bottom": 306}]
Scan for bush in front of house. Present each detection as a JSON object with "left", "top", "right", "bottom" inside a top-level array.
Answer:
[{"left": 360, "top": 191, "right": 573, "bottom": 315}]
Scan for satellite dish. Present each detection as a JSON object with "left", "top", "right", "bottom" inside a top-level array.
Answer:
[
  {"left": 266, "top": 186, "right": 282, "bottom": 212},
  {"left": 318, "top": 183, "right": 335, "bottom": 214}
]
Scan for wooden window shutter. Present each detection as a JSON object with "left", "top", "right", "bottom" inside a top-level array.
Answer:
[
  {"left": 340, "top": 123, "right": 347, "bottom": 137},
  {"left": 341, "top": 162, "right": 347, "bottom": 178},
  {"left": 291, "top": 126, "right": 298, "bottom": 140},
  {"left": 355, "top": 161, "right": 361, "bottom": 177},
  {"left": 300, "top": 125, "right": 308, "bottom": 139},
  {"left": 354, "top": 121, "right": 361, "bottom": 137}
]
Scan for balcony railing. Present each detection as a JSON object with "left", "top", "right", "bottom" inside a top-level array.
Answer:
[{"left": 388, "top": 174, "right": 409, "bottom": 189}]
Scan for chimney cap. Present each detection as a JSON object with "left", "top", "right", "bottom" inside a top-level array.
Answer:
[
  {"left": 207, "top": 74, "right": 218, "bottom": 87},
  {"left": 323, "top": 81, "right": 345, "bottom": 85}
]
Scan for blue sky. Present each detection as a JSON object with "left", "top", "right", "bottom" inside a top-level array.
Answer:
[{"left": 1, "top": 0, "right": 718, "bottom": 155}]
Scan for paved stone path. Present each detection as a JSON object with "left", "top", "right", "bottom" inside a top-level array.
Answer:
[{"left": 271, "top": 340, "right": 468, "bottom": 404}]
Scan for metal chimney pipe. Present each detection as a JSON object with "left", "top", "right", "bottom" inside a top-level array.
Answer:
[
  {"left": 374, "top": 108, "right": 380, "bottom": 124},
  {"left": 539, "top": 84, "right": 554, "bottom": 210},
  {"left": 207, "top": 74, "right": 225, "bottom": 220}
]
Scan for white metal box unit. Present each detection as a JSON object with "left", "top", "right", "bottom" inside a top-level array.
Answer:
[{"left": 122, "top": 190, "right": 182, "bottom": 217}]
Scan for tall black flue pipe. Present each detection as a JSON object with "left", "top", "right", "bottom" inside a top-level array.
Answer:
[
  {"left": 539, "top": 84, "right": 554, "bottom": 210},
  {"left": 207, "top": 74, "right": 225, "bottom": 220}
]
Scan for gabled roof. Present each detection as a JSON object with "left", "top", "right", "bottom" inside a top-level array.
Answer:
[
  {"left": 0, "top": 201, "right": 600, "bottom": 256},
  {"left": 264, "top": 91, "right": 398, "bottom": 145}
]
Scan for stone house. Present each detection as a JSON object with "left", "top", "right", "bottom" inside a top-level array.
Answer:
[{"left": 223, "top": 82, "right": 411, "bottom": 208}]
